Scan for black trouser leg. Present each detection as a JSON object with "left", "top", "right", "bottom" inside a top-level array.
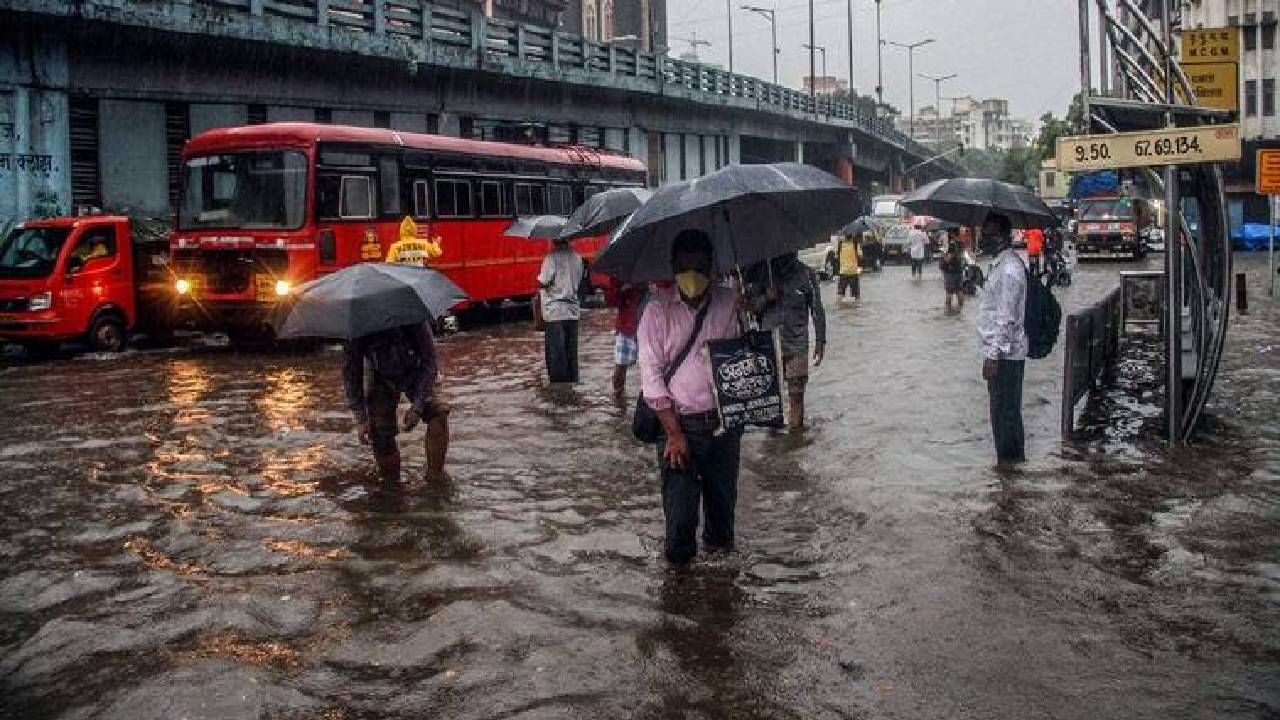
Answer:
[
  {"left": 565, "top": 319, "right": 579, "bottom": 383},
  {"left": 544, "top": 320, "right": 571, "bottom": 382},
  {"left": 658, "top": 427, "right": 742, "bottom": 562},
  {"left": 987, "top": 359, "right": 1026, "bottom": 462}
]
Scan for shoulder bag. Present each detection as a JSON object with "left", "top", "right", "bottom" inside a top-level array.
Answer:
[{"left": 631, "top": 298, "right": 711, "bottom": 443}]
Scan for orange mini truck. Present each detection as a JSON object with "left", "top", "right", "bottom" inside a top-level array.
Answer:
[{"left": 0, "top": 215, "right": 177, "bottom": 355}]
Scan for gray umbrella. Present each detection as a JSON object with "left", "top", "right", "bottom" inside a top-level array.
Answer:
[
  {"left": 504, "top": 215, "right": 568, "bottom": 240},
  {"left": 275, "top": 263, "right": 467, "bottom": 340},
  {"left": 900, "top": 178, "right": 1055, "bottom": 229},
  {"left": 593, "top": 163, "right": 859, "bottom": 282},
  {"left": 558, "top": 187, "right": 652, "bottom": 241},
  {"left": 840, "top": 216, "right": 879, "bottom": 236}
]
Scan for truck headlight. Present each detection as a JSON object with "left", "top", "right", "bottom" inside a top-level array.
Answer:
[
  {"left": 175, "top": 278, "right": 192, "bottom": 295},
  {"left": 28, "top": 292, "right": 52, "bottom": 311},
  {"left": 274, "top": 280, "right": 291, "bottom": 297}
]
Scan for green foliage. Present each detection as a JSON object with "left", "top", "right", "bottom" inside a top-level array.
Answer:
[
  {"left": 828, "top": 89, "right": 899, "bottom": 118},
  {"left": 958, "top": 147, "right": 1003, "bottom": 179}
]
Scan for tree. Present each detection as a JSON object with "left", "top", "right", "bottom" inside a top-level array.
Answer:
[
  {"left": 958, "top": 147, "right": 1003, "bottom": 179},
  {"left": 1033, "top": 111, "right": 1074, "bottom": 165},
  {"left": 999, "top": 146, "right": 1038, "bottom": 187}
]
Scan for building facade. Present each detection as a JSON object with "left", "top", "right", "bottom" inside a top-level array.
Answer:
[
  {"left": 1181, "top": 0, "right": 1279, "bottom": 226},
  {"left": 802, "top": 76, "right": 850, "bottom": 97},
  {"left": 897, "top": 96, "right": 1031, "bottom": 152},
  {"left": 561, "top": 0, "right": 666, "bottom": 50}
]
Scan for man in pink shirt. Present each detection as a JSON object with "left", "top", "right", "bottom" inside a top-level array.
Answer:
[{"left": 637, "top": 230, "right": 743, "bottom": 565}]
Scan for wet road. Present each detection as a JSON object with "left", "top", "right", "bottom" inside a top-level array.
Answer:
[{"left": 1, "top": 256, "right": 1277, "bottom": 719}]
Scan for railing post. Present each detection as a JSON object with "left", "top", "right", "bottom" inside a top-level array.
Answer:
[
  {"left": 374, "top": 0, "right": 386, "bottom": 35},
  {"left": 551, "top": 32, "right": 560, "bottom": 70},
  {"left": 471, "top": 9, "right": 487, "bottom": 63},
  {"left": 516, "top": 25, "right": 526, "bottom": 61},
  {"left": 608, "top": 44, "right": 616, "bottom": 74},
  {"left": 421, "top": 1, "right": 433, "bottom": 54},
  {"left": 317, "top": 0, "right": 329, "bottom": 27},
  {"left": 250, "top": 0, "right": 264, "bottom": 15},
  {"left": 634, "top": 49, "right": 642, "bottom": 78}
]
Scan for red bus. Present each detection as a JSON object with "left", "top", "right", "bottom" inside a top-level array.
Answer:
[{"left": 170, "top": 123, "right": 647, "bottom": 340}]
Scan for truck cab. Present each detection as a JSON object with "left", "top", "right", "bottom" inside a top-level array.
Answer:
[
  {"left": 0, "top": 216, "right": 175, "bottom": 354},
  {"left": 1074, "top": 196, "right": 1151, "bottom": 261}
]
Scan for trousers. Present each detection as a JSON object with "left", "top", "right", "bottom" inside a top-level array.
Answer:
[
  {"left": 987, "top": 359, "right": 1026, "bottom": 463},
  {"left": 544, "top": 320, "right": 579, "bottom": 383},
  {"left": 657, "top": 422, "right": 742, "bottom": 564}
]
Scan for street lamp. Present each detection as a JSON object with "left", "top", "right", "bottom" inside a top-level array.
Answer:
[
  {"left": 802, "top": 43, "right": 827, "bottom": 95},
  {"left": 881, "top": 37, "right": 934, "bottom": 137},
  {"left": 726, "top": 0, "right": 734, "bottom": 74},
  {"left": 846, "top": 0, "right": 855, "bottom": 97},
  {"left": 875, "top": 0, "right": 883, "bottom": 106},
  {"left": 918, "top": 72, "right": 957, "bottom": 151},
  {"left": 742, "top": 5, "right": 779, "bottom": 84}
]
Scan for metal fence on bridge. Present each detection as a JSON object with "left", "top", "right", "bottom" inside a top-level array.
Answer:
[{"left": 190, "top": 0, "right": 944, "bottom": 167}]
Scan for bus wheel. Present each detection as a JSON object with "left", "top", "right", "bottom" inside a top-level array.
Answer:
[{"left": 87, "top": 313, "right": 128, "bottom": 353}]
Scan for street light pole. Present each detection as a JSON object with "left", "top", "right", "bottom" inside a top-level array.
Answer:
[
  {"left": 803, "top": 43, "right": 827, "bottom": 113},
  {"left": 743, "top": 6, "right": 778, "bottom": 84},
  {"left": 846, "top": 0, "right": 854, "bottom": 96},
  {"left": 882, "top": 37, "right": 934, "bottom": 139},
  {"left": 726, "top": 0, "right": 734, "bottom": 74},
  {"left": 918, "top": 72, "right": 957, "bottom": 152},
  {"left": 875, "top": 0, "right": 883, "bottom": 107},
  {"left": 808, "top": 0, "right": 816, "bottom": 104}
]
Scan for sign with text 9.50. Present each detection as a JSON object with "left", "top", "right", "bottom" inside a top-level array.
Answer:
[{"left": 1055, "top": 124, "right": 1241, "bottom": 172}]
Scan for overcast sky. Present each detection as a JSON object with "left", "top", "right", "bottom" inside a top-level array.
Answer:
[{"left": 664, "top": 0, "right": 1082, "bottom": 125}]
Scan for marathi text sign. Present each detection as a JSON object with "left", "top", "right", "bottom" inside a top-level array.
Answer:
[
  {"left": 707, "top": 329, "right": 785, "bottom": 431},
  {"left": 1180, "top": 27, "right": 1240, "bottom": 64},
  {"left": 1179, "top": 61, "right": 1238, "bottom": 111},
  {"left": 1056, "top": 124, "right": 1241, "bottom": 173}
]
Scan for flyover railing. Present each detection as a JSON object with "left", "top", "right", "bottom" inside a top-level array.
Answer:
[{"left": 184, "top": 0, "right": 947, "bottom": 168}]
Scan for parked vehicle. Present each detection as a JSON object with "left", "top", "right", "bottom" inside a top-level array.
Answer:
[
  {"left": 0, "top": 215, "right": 176, "bottom": 354},
  {"left": 880, "top": 223, "right": 913, "bottom": 263},
  {"left": 169, "top": 123, "right": 647, "bottom": 343},
  {"left": 1073, "top": 195, "right": 1153, "bottom": 261}
]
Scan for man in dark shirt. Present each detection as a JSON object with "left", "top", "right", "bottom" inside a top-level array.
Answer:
[
  {"left": 745, "top": 253, "right": 827, "bottom": 430},
  {"left": 343, "top": 323, "right": 450, "bottom": 483}
]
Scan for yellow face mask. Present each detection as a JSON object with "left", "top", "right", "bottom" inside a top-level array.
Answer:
[{"left": 675, "top": 270, "right": 710, "bottom": 299}]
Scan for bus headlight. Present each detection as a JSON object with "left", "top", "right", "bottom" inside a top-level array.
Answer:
[
  {"left": 175, "top": 278, "right": 192, "bottom": 295},
  {"left": 274, "top": 280, "right": 291, "bottom": 297}
]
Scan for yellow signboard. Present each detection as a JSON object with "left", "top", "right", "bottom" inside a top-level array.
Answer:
[
  {"left": 1258, "top": 149, "right": 1280, "bottom": 195},
  {"left": 1179, "top": 61, "right": 1238, "bottom": 111},
  {"left": 1056, "top": 124, "right": 1242, "bottom": 173},
  {"left": 1180, "top": 27, "right": 1240, "bottom": 64}
]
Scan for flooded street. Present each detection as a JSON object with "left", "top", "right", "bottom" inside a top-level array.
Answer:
[{"left": 2, "top": 257, "right": 1277, "bottom": 720}]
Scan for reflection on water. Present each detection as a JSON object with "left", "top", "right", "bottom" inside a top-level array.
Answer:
[{"left": 0, "top": 257, "right": 1277, "bottom": 719}]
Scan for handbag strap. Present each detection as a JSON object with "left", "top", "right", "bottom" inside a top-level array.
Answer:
[{"left": 663, "top": 295, "right": 712, "bottom": 384}]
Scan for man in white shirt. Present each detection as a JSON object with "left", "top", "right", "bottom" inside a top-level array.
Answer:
[
  {"left": 908, "top": 226, "right": 928, "bottom": 278},
  {"left": 537, "top": 238, "right": 585, "bottom": 383},
  {"left": 976, "top": 213, "right": 1028, "bottom": 464}
]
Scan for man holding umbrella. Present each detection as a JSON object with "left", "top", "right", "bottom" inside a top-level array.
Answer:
[
  {"left": 976, "top": 213, "right": 1028, "bottom": 464},
  {"left": 344, "top": 323, "right": 450, "bottom": 483},
  {"left": 537, "top": 237, "right": 585, "bottom": 384},
  {"left": 637, "top": 230, "right": 743, "bottom": 565}
]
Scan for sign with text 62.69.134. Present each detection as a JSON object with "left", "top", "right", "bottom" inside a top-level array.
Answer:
[{"left": 1055, "top": 124, "right": 1241, "bottom": 173}]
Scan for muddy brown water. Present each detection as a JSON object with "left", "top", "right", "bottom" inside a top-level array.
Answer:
[{"left": 1, "top": 255, "right": 1276, "bottom": 719}]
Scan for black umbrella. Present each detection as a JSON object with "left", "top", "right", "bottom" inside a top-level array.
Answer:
[
  {"left": 901, "top": 178, "right": 1056, "bottom": 229},
  {"left": 840, "top": 216, "right": 879, "bottom": 236},
  {"left": 275, "top": 263, "right": 467, "bottom": 340},
  {"left": 504, "top": 215, "right": 568, "bottom": 240},
  {"left": 558, "top": 187, "right": 652, "bottom": 241},
  {"left": 593, "top": 163, "right": 859, "bottom": 282}
]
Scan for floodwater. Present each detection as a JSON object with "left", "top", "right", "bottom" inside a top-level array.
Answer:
[{"left": 1, "top": 256, "right": 1277, "bottom": 719}]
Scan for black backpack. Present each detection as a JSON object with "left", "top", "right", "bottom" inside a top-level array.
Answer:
[
  {"left": 1023, "top": 266, "right": 1061, "bottom": 360},
  {"left": 363, "top": 327, "right": 422, "bottom": 382}
]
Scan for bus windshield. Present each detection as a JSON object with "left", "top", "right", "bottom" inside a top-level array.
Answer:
[
  {"left": 871, "top": 199, "right": 901, "bottom": 217},
  {"left": 0, "top": 227, "right": 70, "bottom": 278},
  {"left": 179, "top": 151, "right": 308, "bottom": 230},
  {"left": 1079, "top": 198, "right": 1134, "bottom": 221}
]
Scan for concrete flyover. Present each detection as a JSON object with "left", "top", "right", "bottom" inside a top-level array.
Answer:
[{"left": 0, "top": 0, "right": 958, "bottom": 221}]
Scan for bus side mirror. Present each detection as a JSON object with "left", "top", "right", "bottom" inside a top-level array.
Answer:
[{"left": 319, "top": 229, "right": 336, "bottom": 264}]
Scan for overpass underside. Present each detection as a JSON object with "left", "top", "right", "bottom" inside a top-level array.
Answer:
[{"left": 0, "top": 2, "right": 945, "bottom": 221}]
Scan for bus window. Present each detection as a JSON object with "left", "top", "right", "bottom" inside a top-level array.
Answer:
[
  {"left": 435, "top": 179, "right": 473, "bottom": 218},
  {"left": 548, "top": 184, "right": 573, "bottom": 215},
  {"left": 479, "top": 180, "right": 507, "bottom": 217},
  {"left": 339, "top": 176, "right": 374, "bottom": 219},
  {"left": 515, "top": 182, "right": 546, "bottom": 216},
  {"left": 413, "top": 179, "right": 431, "bottom": 219},
  {"left": 378, "top": 157, "right": 401, "bottom": 216}
]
